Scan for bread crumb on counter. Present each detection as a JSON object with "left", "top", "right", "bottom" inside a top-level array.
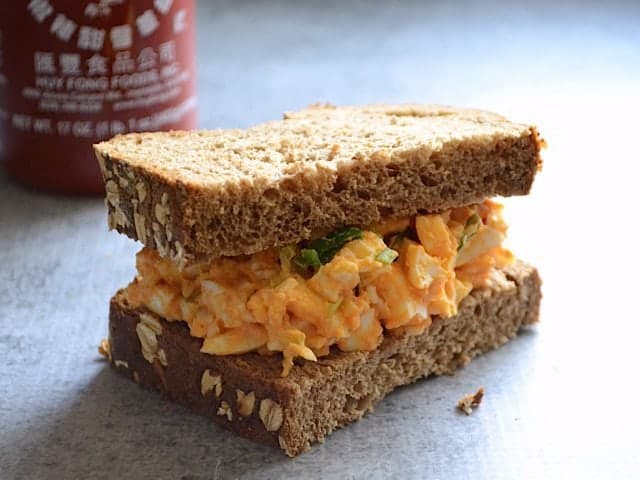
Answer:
[
  {"left": 98, "top": 338, "right": 111, "bottom": 361},
  {"left": 457, "top": 387, "right": 484, "bottom": 415}
]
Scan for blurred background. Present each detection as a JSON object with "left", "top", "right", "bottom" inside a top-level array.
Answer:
[
  {"left": 2, "top": 1, "right": 640, "bottom": 478},
  {"left": 195, "top": 0, "right": 639, "bottom": 127}
]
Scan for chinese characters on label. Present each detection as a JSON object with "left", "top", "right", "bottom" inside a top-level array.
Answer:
[
  {"left": 27, "top": 1, "right": 188, "bottom": 51},
  {"left": 33, "top": 41, "right": 177, "bottom": 77},
  {"left": 13, "top": 0, "right": 195, "bottom": 141}
]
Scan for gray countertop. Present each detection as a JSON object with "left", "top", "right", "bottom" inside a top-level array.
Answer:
[{"left": 2, "top": 1, "right": 640, "bottom": 478}]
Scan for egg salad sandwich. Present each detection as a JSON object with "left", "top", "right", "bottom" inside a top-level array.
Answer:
[{"left": 94, "top": 104, "right": 543, "bottom": 456}]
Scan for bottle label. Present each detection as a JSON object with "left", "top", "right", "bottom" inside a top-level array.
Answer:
[{"left": 0, "top": 0, "right": 197, "bottom": 156}]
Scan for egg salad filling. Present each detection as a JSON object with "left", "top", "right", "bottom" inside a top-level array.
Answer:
[{"left": 125, "top": 199, "right": 514, "bottom": 376}]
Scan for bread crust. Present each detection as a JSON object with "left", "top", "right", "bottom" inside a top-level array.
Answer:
[
  {"left": 107, "top": 261, "right": 541, "bottom": 456},
  {"left": 94, "top": 104, "right": 543, "bottom": 262}
]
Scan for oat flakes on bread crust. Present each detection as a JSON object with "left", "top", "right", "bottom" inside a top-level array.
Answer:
[
  {"left": 108, "top": 261, "right": 541, "bottom": 457},
  {"left": 94, "top": 104, "right": 543, "bottom": 263}
]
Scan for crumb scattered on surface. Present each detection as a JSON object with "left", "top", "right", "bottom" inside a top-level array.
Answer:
[
  {"left": 457, "top": 387, "right": 484, "bottom": 415},
  {"left": 98, "top": 338, "right": 111, "bottom": 361}
]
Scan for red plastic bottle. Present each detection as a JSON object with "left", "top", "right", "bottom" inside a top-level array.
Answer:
[{"left": 0, "top": 0, "right": 197, "bottom": 194}]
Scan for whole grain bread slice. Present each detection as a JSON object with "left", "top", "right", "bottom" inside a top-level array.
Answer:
[
  {"left": 94, "top": 104, "right": 543, "bottom": 263},
  {"left": 106, "top": 260, "right": 541, "bottom": 456}
]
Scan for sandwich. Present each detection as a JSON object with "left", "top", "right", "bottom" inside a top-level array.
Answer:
[{"left": 94, "top": 104, "right": 544, "bottom": 456}]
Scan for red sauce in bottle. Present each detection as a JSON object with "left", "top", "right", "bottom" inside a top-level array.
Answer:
[{"left": 0, "top": 0, "right": 197, "bottom": 194}]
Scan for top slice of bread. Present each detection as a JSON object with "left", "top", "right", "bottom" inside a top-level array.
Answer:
[{"left": 94, "top": 104, "right": 543, "bottom": 262}]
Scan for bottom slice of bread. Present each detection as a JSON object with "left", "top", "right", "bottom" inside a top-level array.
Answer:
[{"left": 107, "top": 261, "right": 541, "bottom": 457}]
